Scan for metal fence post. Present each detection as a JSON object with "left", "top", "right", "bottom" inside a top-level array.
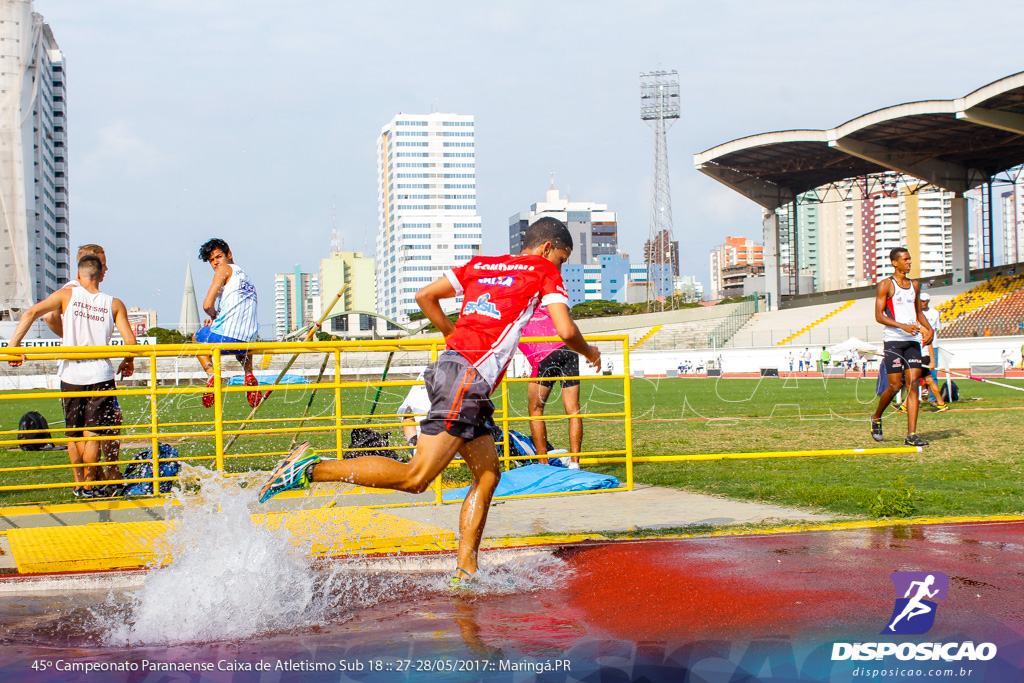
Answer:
[
  {"left": 334, "top": 350, "right": 343, "bottom": 459},
  {"left": 149, "top": 349, "right": 160, "bottom": 494},
  {"left": 213, "top": 349, "right": 224, "bottom": 472},
  {"left": 622, "top": 336, "right": 634, "bottom": 491}
]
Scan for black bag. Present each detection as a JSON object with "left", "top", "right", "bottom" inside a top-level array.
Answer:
[
  {"left": 348, "top": 428, "right": 403, "bottom": 460},
  {"left": 18, "top": 411, "right": 51, "bottom": 451},
  {"left": 940, "top": 380, "right": 959, "bottom": 403}
]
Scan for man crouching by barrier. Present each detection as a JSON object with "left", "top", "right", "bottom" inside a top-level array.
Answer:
[
  {"left": 259, "top": 217, "right": 601, "bottom": 587},
  {"left": 7, "top": 254, "right": 136, "bottom": 498}
]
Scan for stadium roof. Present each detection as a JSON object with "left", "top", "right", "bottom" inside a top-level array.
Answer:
[{"left": 694, "top": 71, "right": 1024, "bottom": 210}]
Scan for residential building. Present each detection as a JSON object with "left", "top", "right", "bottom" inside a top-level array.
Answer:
[
  {"left": 0, "top": 2, "right": 69, "bottom": 317},
  {"left": 319, "top": 250, "right": 376, "bottom": 336},
  {"left": 644, "top": 229, "right": 679, "bottom": 277},
  {"left": 376, "top": 112, "right": 481, "bottom": 323},
  {"left": 275, "top": 266, "right": 319, "bottom": 339},
  {"left": 709, "top": 237, "right": 763, "bottom": 300},
  {"left": 1001, "top": 181, "right": 1024, "bottom": 265},
  {"left": 508, "top": 182, "right": 617, "bottom": 265}
]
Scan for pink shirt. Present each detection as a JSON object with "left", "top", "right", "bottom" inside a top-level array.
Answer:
[{"left": 517, "top": 307, "right": 565, "bottom": 377}]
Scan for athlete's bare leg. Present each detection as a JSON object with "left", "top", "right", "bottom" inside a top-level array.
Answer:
[
  {"left": 527, "top": 382, "right": 552, "bottom": 464},
  {"left": 311, "top": 431, "right": 499, "bottom": 575},
  {"left": 102, "top": 408, "right": 123, "bottom": 481},
  {"left": 240, "top": 353, "right": 254, "bottom": 375},
  {"left": 560, "top": 383, "right": 582, "bottom": 464},
  {"left": 872, "top": 372, "right": 905, "bottom": 420},
  {"left": 78, "top": 433, "right": 101, "bottom": 489},
  {"left": 455, "top": 435, "right": 501, "bottom": 574},
  {"left": 68, "top": 440, "right": 83, "bottom": 485},
  {"left": 924, "top": 375, "right": 946, "bottom": 406}
]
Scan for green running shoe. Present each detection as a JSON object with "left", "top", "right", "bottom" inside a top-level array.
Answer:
[{"left": 259, "top": 442, "right": 321, "bottom": 503}]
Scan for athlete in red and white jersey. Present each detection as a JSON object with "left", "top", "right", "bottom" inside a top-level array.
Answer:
[
  {"left": 260, "top": 217, "right": 600, "bottom": 586},
  {"left": 443, "top": 253, "right": 568, "bottom": 391}
]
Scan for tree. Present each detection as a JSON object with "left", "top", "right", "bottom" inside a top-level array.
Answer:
[{"left": 148, "top": 327, "right": 190, "bottom": 345}]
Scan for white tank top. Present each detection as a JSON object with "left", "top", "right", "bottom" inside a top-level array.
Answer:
[
  {"left": 882, "top": 277, "right": 920, "bottom": 343},
  {"left": 209, "top": 264, "right": 259, "bottom": 342},
  {"left": 58, "top": 286, "right": 116, "bottom": 385}
]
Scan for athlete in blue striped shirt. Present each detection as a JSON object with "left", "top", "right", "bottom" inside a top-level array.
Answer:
[{"left": 194, "top": 238, "right": 263, "bottom": 408}]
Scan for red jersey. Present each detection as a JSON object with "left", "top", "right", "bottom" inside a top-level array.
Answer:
[{"left": 444, "top": 254, "right": 569, "bottom": 391}]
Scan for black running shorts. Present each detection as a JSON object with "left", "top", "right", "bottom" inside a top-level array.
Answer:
[
  {"left": 920, "top": 355, "right": 932, "bottom": 378},
  {"left": 61, "top": 380, "right": 118, "bottom": 438},
  {"left": 533, "top": 346, "right": 580, "bottom": 389},
  {"left": 419, "top": 351, "right": 494, "bottom": 441},
  {"left": 883, "top": 340, "right": 923, "bottom": 376}
]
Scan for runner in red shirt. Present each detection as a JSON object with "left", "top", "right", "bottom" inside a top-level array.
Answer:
[{"left": 259, "top": 217, "right": 600, "bottom": 585}]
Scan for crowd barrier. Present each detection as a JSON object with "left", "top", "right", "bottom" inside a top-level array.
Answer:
[{"left": 0, "top": 336, "right": 634, "bottom": 505}]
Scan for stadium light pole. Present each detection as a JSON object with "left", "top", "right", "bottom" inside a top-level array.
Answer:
[{"left": 640, "top": 70, "right": 680, "bottom": 312}]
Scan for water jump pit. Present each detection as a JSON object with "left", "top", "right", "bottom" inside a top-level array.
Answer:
[{"left": 0, "top": 472, "right": 1022, "bottom": 683}]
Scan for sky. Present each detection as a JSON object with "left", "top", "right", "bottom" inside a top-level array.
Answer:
[{"left": 38, "top": 0, "right": 1024, "bottom": 336}]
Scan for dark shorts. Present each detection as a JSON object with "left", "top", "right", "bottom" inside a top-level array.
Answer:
[
  {"left": 419, "top": 351, "right": 494, "bottom": 441},
  {"left": 883, "top": 340, "right": 923, "bottom": 376},
  {"left": 920, "top": 356, "right": 932, "bottom": 378},
  {"left": 195, "top": 326, "right": 251, "bottom": 358},
  {"left": 61, "top": 380, "right": 118, "bottom": 438},
  {"left": 533, "top": 346, "right": 580, "bottom": 389}
]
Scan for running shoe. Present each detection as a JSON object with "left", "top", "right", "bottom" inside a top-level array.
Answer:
[
  {"left": 201, "top": 375, "right": 217, "bottom": 408},
  {"left": 904, "top": 433, "right": 929, "bottom": 447},
  {"left": 448, "top": 567, "right": 475, "bottom": 592},
  {"left": 244, "top": 373, "right": 264, "bottom": 408},
  {"left": 258, "top": 442, "right": 321, "bottom": 504},
  {"left": 871, "top": 419, "right": 883, "bottom": 442},
  {"left": 72, "top": 486, "right": 83, "bottom": 498},
  {"left": 934, "top": 403, "right": 950, "bottom": 413},
  {"left": 79, "top": 487, "right": 100, "bottom": 499},
  {"left": 893, "top": 402, "right": 907, "bottom": 413}
]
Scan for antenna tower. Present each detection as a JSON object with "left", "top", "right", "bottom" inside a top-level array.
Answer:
[
  {"left": 331, "top": 196, "right": 340, "bottom": 253},
  {"left": 640, "top": 70, "right": 680, "bottom": 312}
]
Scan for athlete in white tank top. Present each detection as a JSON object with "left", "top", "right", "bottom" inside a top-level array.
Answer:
[
  {"left": 58, "top": 287, "right": 117, "bottom": 385},
  {"left": 882, "top": 276, "right": 921, "bottom": 343}
]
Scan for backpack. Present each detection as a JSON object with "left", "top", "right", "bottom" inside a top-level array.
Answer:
[
  {"left": 939, "top": 380, "right": 959, "bottom": 403},
  {"left": 18, "top": 411, "right": 51, "bottom": 451},
  {"left": 123, "top": 444, "right": 181, "bottom": 495},
  {"left": 489, "top": 424, "right": 551, "bottom": 468}
]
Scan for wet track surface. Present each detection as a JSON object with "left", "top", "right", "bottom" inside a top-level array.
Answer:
[{"left": 1, "top": 520, "right": 1022, "bottom": 682}]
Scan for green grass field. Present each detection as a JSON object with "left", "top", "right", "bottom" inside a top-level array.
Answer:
[{"left": 2, "top": 373, "right": 1022, "bottom": 519}]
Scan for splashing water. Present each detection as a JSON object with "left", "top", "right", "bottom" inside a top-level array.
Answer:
[{"left": 96, "top": 465, "right": 569, "bottom": 646}]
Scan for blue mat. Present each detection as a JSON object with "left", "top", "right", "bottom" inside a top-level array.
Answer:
[
  {"left": 226, "top": 374, "right": 308, "bottom": 385},
  {"left": 442, "top": 463, "right": 620, "bottom": 502}
]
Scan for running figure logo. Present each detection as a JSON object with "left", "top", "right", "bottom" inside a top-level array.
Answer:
[{"left": 882, "top": 571, "right": 948, "bottom": 635}]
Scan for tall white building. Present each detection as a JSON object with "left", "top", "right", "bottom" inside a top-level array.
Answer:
[
  {"left": 508, "top": 182, "right": 618, "bottom": 264},
  {"left": 0, "top": 1, "right": 68, "bottom": 317},
  {"left": 1001, "top": 180, "right": 1024, "bottom": 265},
  {"left": 376, "top": 112, "right": 481, "bottom": 322}
]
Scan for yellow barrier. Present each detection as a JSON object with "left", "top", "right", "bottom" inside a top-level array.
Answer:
[{"left": 0, "top": 336, "right": 634, "bottom": 504}]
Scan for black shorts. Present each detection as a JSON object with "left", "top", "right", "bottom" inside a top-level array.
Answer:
[
  {"left": 920, "top": 356, "right": 932, "bottom": 378},
  {"left": 419, "top": 351, "right": 494, "bottom": 441},
  {"left": 61, "top": 380, "right": 118, "bottom": 438},
  {"left": 883, "top": 341, "right": 923, "bottom": 376},
  {"left": 533, "top": 346, "right": 580, "bottom": 389}
]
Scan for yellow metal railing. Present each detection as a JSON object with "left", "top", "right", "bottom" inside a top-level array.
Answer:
[{"left": 0, "top": 336, "right": 633, "bottom": 503}]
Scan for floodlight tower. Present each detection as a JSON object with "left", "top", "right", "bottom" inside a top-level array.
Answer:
[{"left": 640, "top": 70, "right": 680, "bottom": 312}]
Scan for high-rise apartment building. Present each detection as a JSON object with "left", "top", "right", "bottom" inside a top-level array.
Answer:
[
  {"left": 709, "top": 237, "right": 763, "bottom": 300},
  {"left": 376, "top": 112, "right": 481, "bottom": 323},
  {"left": 508, "top": 184, "right": 617, "bottom": 265},
  {"left": 274, "top": 266, "right": 318, "bottom": 339},
  {"left": 1001, "top": 181, "right": 1024, "bottom": 265},
  {"left": 0, "top": 2, "right": 68, "bottom": 317},
  {"left": 319, "top": 250, "right": 375, "bottom": 335}
]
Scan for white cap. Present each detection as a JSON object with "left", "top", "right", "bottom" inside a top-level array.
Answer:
[{"left": 920, "top": 292, "right": 931, "bottom": 301}]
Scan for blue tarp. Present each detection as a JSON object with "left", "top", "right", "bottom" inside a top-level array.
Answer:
[
  {"left": 226, "top": 374, "right": 308, "bottom": 385},
  {"left": 442, "top": 463, "right": 620, "bottom": 502}
]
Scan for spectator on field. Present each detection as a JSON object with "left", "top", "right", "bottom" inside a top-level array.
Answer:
[
  {"left": 819, "top": 346, "right": 831, "bottom": 372},
  {"left": 518, "top": 307, "right": 583, "bottom": 468},
  {"left": 42, "top": 244, "right": 124, "bottom": 491},
  {"left": 801, "top": 348, "right": 812, "bottom": 373},
  {"left": 7, "top": 254, "right": 137, "bottom": 498},
  {"left": 786, "top": 352, "right": 794, "bottom": 372}
]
